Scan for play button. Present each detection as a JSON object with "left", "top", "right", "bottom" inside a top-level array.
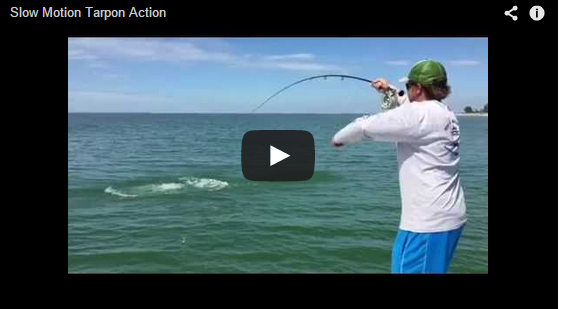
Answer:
[
  {"left": 270, "top": 146, "right": 290, "bottom": 166},
  {"left": 241, "top": 130, "right": 315, "bottom": 181}
]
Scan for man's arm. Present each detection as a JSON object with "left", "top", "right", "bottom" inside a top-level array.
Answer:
[
  {"left": 332, "top": 103, "right": 424, "bottom": 146},
  {"left": 332, "top": 79, "right": 415, "bottom": 147}
]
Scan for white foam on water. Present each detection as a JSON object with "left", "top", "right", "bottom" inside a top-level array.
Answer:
[
  {"left": 104, "top": 187, "right": 138, "bottom": 198},
  {"left": 150, "top": 183, "right": 185, "bottom": 192},
  {"left": 105, "top": 177, "right": 228, "bottom": 198},
  {"left": 180, "top": 177, "right": 229, "bottom": 191}
]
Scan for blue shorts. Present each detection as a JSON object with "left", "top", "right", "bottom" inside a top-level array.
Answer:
[{"left": 391, "top": 225, "right": 464, "bottom": 274}]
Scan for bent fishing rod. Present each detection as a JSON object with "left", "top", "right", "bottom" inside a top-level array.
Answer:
[{"left": 252, "top": 74, "right": 376, "bottom": 113}]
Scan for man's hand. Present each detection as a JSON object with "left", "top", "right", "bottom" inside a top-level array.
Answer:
[
  {"left": 371, "top": 78, "right": 390, "bottom": 93},
  {"left": 332, "top": 140, "right": 344, "bottom": 148}
]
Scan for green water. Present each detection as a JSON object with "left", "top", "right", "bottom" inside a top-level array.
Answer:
[{"left": 68, "top": 113, "right": 488, "bottom": 273}]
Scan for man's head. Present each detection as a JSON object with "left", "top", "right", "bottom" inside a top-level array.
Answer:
[{"left": 405, "top": 60, "right": 451, "bottom": 102}]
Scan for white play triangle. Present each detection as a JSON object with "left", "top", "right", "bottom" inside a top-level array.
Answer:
[{"left": 270, "top": 145, "right": 290, "bottom": 166}]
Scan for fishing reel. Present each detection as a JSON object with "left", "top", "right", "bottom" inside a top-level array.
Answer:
[{"left": 381, "top": 87, "right": 405, "bottom": 111}]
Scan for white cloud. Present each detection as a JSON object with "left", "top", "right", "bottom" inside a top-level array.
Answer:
[
  {"left": 264, "top": 54, "right": 315, "bottom": 61},
  {"left": 67, "top": 38, "right": 344, "bottom": 73},
  {"left": 449, "top": 60, "right": 480, "bottom": 66},
  {"left": 68, "top": 90, "right": 169, "bottom": 102},
  {"left": 68, "top": 49, "right": 97, "bottom": 61},
  {"left": 97, "top": 73, "right": 127, "bottom": 80},
  {"left": 87, "top": 61, "right": 108, "bottom": 68},
  {"left": 68, "top": 38, "right": 235, "bottom": 63},
  {"left": 262, "top": 62, "right": 342, "bottom": 72},
  {"left": 385, "top": 60, "right": 409, "bottom": 66}
]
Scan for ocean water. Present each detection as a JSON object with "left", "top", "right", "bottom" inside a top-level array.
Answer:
[{"left": 68, "top": 113, "right": 488, "bottom": 273}]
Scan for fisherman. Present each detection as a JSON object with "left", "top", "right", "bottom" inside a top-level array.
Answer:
[{"left": 332, "top": 60, "right": 467, "bottom": 273}]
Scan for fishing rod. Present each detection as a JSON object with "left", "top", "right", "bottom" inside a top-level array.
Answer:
[{"left": 252, "top": 74, "right": 375, "bottom": 113}]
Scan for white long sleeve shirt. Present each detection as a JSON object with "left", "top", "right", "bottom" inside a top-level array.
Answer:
[{"left": 332, "top": 92, "right": 466, "bottom": 233}]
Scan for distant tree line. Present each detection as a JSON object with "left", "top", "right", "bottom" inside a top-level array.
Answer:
[{"left": 464, "top": 103, "right": 488, "bottom": 114}]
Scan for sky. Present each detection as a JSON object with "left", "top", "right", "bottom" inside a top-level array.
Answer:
[{"left": 68, "top": 38, "right": 488, "bottom": 113}]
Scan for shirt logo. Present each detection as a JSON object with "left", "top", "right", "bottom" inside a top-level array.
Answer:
[{"left": 445, "top": 119, "right": 460, "bottom": 156}]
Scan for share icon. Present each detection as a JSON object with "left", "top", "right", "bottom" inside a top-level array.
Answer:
[{"left": 505, "top": 6, "right": 518, "bottom": 21}]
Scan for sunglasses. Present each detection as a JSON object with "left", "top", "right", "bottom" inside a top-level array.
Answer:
[{"left": 405, "top": 81, "right": 419, "bottom": 90}]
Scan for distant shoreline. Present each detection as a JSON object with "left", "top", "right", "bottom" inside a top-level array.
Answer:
[{"left": 456, "top": 113, "right": 488, "bottom": 117}]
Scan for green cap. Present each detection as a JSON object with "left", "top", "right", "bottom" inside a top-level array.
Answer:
[{"left": 408, "top": 60, "right": 447, "bottom": 86}]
